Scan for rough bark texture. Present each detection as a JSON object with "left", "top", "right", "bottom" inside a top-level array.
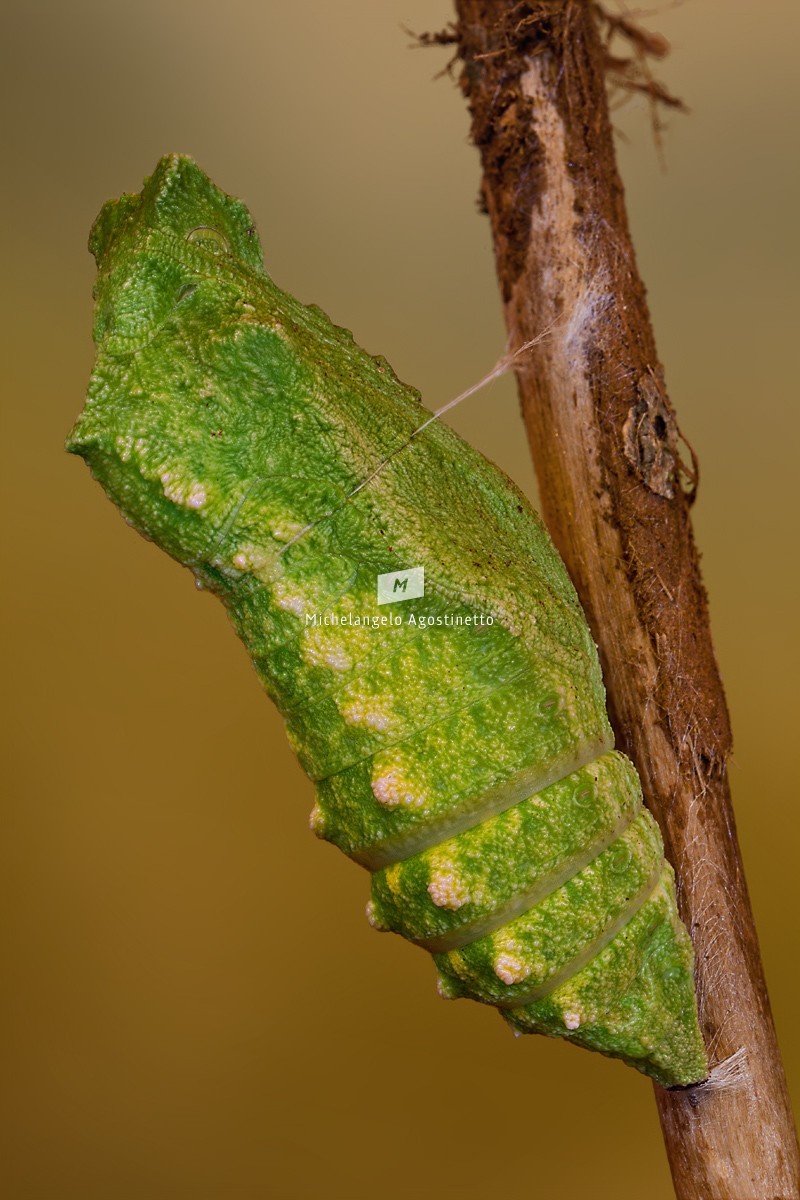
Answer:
[{"left": 453, "top": 2, "right": 799, "bottom": 1196}]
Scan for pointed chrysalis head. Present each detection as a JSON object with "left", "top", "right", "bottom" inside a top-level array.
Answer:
[
  {"left": 66, "top": 155, "right": 277, "bottom": 578},
  {"left": 86, "top": 153, "right": 264, "bottom": 351}
]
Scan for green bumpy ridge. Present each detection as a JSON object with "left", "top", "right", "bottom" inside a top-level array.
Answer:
[{"left": 66, "top": 154, "right": 707, "bottom": 1088}]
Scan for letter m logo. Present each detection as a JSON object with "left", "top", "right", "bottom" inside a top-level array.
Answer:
[{"left": 377, "top": 566, "right": 425, "bottom": 605}]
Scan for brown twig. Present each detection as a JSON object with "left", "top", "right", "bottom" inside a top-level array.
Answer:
[{"left": 452, "top": 1, "right": 799, "bottom": 1196}]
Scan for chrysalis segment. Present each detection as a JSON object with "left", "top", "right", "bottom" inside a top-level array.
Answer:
[
  {"left": 293, "top": 645, "right": 608, "bottom": 783},
  {"left": 368, "top": 750, "right": 642, "bottom": 951},
  {"left": 502, "top": 867, "right": 708, "bottom": 1088},
  {"left": 283, "top": 621, "right": 533, "bottom": 777},
  {"left": 67, "top": 156, "right": 708, "bottom": 1089},
  {"left": 432, "top": 807, "right": 663, "bottom": 1006},
  {"left": 291, "top": 604, "right": 526, "bottom": 718},
  {"left": 313, "top": 669, "right": 612, "bottom": 868}
]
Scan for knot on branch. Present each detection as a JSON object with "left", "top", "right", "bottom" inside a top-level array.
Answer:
[{"left": 622, "top": 373, "right": 698, "bottom": 502}]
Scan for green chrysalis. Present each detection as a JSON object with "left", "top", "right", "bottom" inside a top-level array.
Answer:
[{"left": 67, "top": 155, "right": 707, "bottom": 1088}]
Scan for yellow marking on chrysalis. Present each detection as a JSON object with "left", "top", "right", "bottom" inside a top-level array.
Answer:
[
  {"left": 302, "top": 627, "right": 353, "bottom": 672},
  {"left": 341, "top": 698, "right": 395, "bottom": 733},
  {"left": 272, "top": 582, "right": 306, "bottom": 615},
  {"left": 271, "top": 519, "right": 306, "bottom": 543},
  {"left": 427, "top": 869, "right": 471, "bottom": 910},
  {"left": 426, "top": 855, "right": 484, "bottom": 911},
  {"left": 371, "top": 765, "right": 425, "bottom": 809},
  {"left": 232, "top": 542, "right": 283, "bottom": 582},
  {"left": 494, "top": 951, "right": 531, "bottom": 986},
  {"left": 159, "top": 470, "right": 207, "bottom": 509},
  {"left": 383, "top": 863, "right": 403, "bottom": 898}
]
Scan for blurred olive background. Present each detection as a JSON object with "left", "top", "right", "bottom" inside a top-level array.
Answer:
[{"left": 2, "top": 2, "right": 797, "bottom": 1197}]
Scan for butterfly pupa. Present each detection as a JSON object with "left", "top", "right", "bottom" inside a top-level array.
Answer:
[{"left": 67, "top": 155, "right": 708, "bottom": 1088}]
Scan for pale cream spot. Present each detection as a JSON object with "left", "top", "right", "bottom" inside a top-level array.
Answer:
[
  {"left": 159, "top": 471, "right": 179, "bottom": 501},
  {"left": 271, "top": 520, "right": 306, "bottom": 543},
  {"left": 301, "top": 629, "right": 352, "bottom": 672},
  {"left": 115, "top": 434, "right": 134, "bottom": 462},
  {"left": 494, "top": 952, "right": 531, "bottom": 987},
  {"left": 365, "top": 900, "right": 388, "bottom": 931},
  {"left": 341, "top": 698, "right": 395, "bottom": 733},
  {"left": 427, "top": 866, "right": 472, "bottom": 911},
  {"left": 273, "top": 582, "right": 306, "bottom": 615},
  {"left": 436, "top": 974, "right": 459, "bottom": 1000},
  {"left": 308, "top": 803, "right": 325, "bottom": 834},
  {"left": 159, "top": 470, "right": 207, "bottom": 510},
  {"left": 325, "top": 648, "right": 352, "bottom": 671},
  {"left": 185, "top": 483, "right": 206, "bottom": 509},
  {"left": 371, "top": 766, "right": 425, "bottom": 809},
  {"left": 564, "top": 1011, "right": 582, "bottom": 1030},
  {"left": 301, "top": 632, "right": 326, "bottom": 667},
  {"left": 231, "top": 543, "right": 283, "bottom": 582}
]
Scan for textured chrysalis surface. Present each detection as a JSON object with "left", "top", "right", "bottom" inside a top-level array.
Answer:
[{"left": 67, "top": 156, "right": 708, "bottom": 1088}]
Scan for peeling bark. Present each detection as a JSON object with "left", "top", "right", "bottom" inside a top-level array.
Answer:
[{"left": 453, "top": 2, "right": 799, "bottom": 1196}]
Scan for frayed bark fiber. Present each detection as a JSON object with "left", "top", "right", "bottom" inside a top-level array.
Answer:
[{"left": 453, "top": 2, "right": 799, "bottom": 1197}]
